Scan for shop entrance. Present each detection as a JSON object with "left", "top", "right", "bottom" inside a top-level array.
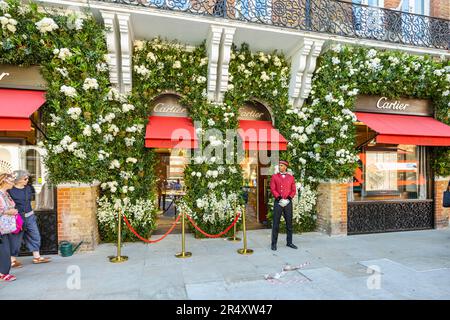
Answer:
[
  {"left": 238, "top": 100, "right": 288, "bottom": 228},
  {"left": 241, "top": 150, "right": 271, "bottom": 227},
  {"left": 154, "top": 149, "right": 189, "bottom": 234}
]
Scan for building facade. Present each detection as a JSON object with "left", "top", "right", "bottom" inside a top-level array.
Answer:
[{"left": 0, "top": 0, "right": 449, "bottom": 252}]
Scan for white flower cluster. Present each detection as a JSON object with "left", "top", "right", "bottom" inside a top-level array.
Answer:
[
  {"left": 0, "top": 1, "right": 9, "bottom": 12},
  {"left": 60, "top": 85, "right": 77, "bottom": 98},
  {"left": 122, "top": 104, "right": 135, "bottom": 113},
  {"left": 53, "top": 48, "right": 73, "bottom": 61},
  {"left": 96, "top": 62, "right": 108, "bottom": 72},
  {"left": 100, "top": 181, "right": 119, "bottom": 193},
  {"left": 82, "top": 78, "right": 99, "bottom": 91},
  {"left": 52, "top": 135, "right": 83, "bottom": 157},
  {"left": 199, "top": 57, "right": 208, "bottom": 66},
  {"left": 56, "top": 67, "right": 68, "bottom": 78},
  {"left": 35, "top": 17, "right": 58, "bottom": 33},
  {"left": 336, "top": 149, "right": 358, "bottom": 165},
  {"left": 67, "top": 107, "right": 82, "bottom": 120},
  {"left": 172, "top": 60, "right": 181, "bottom": 69},
  {"left": 191, "top": 192, "right": 243, "bottom": 224},
  {"left": 109, "top": 159, "right": 120, "bottom": 169},
  {"left": 0, "top": 14, "right": 17, "bottom": 33},
  {"left": 134, "top": 65, "right": 151, "bottom": 78},
  {"left": 260, "top": 71, "right": 270, "bottom": 82},
  {"left": 98, "top": 150, "right": 110, "bottom": 160},
  {"left": 106, "top": 88, "right": 127, "bottom": 102},
  {"left": 291, "top": 184, "right": 317, "bottom": 224},
  {"left": 97, "top": 196, "right": 157, "bottom": 232}
]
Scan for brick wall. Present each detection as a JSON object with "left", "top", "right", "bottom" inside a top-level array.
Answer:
[
  {"left": 430, "top": 0, "right": 450, "bottom": 19},
  {"left": 434, "top": 177, "right": 450, "bottom": 229},
  {"left": 57, "top": 183, "right": 100, "bottom": 252},
  {"left": 316, "top": 180, "right": 348, "bottom": 235}
]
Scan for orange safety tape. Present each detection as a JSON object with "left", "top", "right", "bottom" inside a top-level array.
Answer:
[
  {"left": 185, "top": 212, "right": 241, "bottom": 238},
  {"left": 122, "top": 213, "right": 181, "bottom": 244}
]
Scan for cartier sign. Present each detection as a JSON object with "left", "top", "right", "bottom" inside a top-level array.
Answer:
[
  {"left": 0, "top": 64, "right": 47, "bottom": 90},
  {"left": 151, "top": 94, "right": 188, "bottom": 117},
  {"left": 238, "top": 101, "right": 272, "bottom": 121},
  {"left": 355, "top": 95, "right": 432, "bottom": 116}
]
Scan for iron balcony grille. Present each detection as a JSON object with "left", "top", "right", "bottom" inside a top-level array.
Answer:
[{"left": 96, "top": 0, "right": 449, "bottom": 50}]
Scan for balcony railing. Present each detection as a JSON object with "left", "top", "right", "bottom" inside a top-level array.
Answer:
[{"left": 98, "top": 0, "right": 449, "bottom": 50}]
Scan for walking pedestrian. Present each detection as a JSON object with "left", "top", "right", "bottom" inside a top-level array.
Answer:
[
  {"left": 269, "top": 160, "right": 298, "bottom": 251},
  {"left": 8, "top": 170, "right": 51, "bottom": 267}
]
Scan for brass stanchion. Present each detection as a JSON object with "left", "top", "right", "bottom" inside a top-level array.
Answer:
[
  {"left": 237, "top": 207, "right": 253, "bottom": 255},
  {"left": 227, "top": 211, "right": 241, "bottom": 242},
  {"left": 109, "top": 208, "right": 128, "bottom": 263},
  {"left": 175, "top": 211, "right": 192, "bottom": 258}
]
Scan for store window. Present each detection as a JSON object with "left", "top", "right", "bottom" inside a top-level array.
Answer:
[
  {"left": 23, "top": 148, "right": 54, "bottom": 211},
  {"left": 349, "top": 143, "right": 430, "bottom": 201}
]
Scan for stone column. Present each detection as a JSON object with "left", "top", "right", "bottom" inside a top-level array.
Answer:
[
  {"left": 316, "top": 180, "right": 348, "bottom": 235},
  {"left": 434, "top": 176, "right": 450, "bottom": 229},
  {"left": 57, "top": 183, "right": 100, "bottom": 252}
]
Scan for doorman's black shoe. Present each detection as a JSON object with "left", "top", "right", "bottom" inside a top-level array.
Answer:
[
  {"left": 287, "top": 243, "right": 298, "bottom": 249},
  {"left": 271, "top": 244, "right": 277, "bottom": 251}
]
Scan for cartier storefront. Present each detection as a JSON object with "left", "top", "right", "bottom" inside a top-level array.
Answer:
[{"left": 347, "top": 95, "right": 450, "bottom": 234}]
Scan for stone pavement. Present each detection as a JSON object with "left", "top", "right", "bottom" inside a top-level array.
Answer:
[{"left": 1, "top": 228, "right": 450, "bottom": 300}]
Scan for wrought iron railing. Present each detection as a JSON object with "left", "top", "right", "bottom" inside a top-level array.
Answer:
[{"left": 97, "top": 0, "right": 449, "bottom": 50}]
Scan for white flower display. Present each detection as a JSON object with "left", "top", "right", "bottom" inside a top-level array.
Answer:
[
  {"left": 35, "top": 17, "right": 59, "bottom": 33},
  {"left": 147, "top": 52, "right": 157, "bottom": 62},
  {"left": 122, "top": 104, "right": 135, "bottom": 112},
  {"left": 82, "top": 125, "right": 92, "bottom": 137},
  {"left": 67, "top": 107, "right": 82, "bottom": 120},
  {"left": 73, "top": 148, "right": 87, "bottom": 159},
  {"left": 0, "top": 1, "right": 9, "bottom": 12},
  {"left": 134, "top": 65, "right": 151, "bottom": 78},
  {"left": 367, "top": 49, "right": 377, "bottom": 58},
  {"left": 124, "top": 137, "right": 136, "bottom": 147},
  {"left": 260, "top": 71, "right": 270, "bottom": 82},
  {"left": 109, "top": 159, "right": 120, "bottom": 169},
  {"left": 60, "top": 85, "right": 77, "bottom": 98},
  {"left": 0, "top": 14, "right": 17, "bottom": 33},
  {"left": 172, "top": 60, "right": 181, "bottom": 69},
  {"left": 332, "top": 57, "right": 340, "bottom": 65},
  {"left": 199, "top": 57, "right": 208, "bottom": 66},
  {"left": 207, "top": 119, "right": 215, "bottom": 127},
  {"left": 56, "top": 67, "right": 69, "bottom": 78},
  {"left": 82, "top": 78, "right": 99, "bottom": 91},
  {"left": 126, "top": 157, "right": 138, "bottom": 164}
]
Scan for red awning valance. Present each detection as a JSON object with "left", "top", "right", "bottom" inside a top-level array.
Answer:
[
  {"left": 145, "top": 116, "right": 198, "bottom": 149},
  {"left": 0, "top": 89, "right": 46, "bottom": 131},
  {"left": 355, "top": 112, "right": 450, "bottom": 146},
  {"left": 238, "top": 120, "right": 288, "bottom": 150}
]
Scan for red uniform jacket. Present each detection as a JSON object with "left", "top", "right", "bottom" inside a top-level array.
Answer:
[{"left": 270, "top": 173, "right": 296, "bottom": 200}]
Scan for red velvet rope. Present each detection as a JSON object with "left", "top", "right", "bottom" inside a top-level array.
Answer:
[
  {"left": 123, "top": 213, "right": 181, "bottom": 244},
  {"left": 185, "top": 212, "right": 241, "bottom": 238}
]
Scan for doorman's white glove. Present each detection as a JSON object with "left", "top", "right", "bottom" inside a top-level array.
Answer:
[{"left": 278, "top": 199, "right": 290, "bottom": 207}]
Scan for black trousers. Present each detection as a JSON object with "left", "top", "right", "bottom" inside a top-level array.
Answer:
[
  {"left": 271, "top": 200, "right": 293, "bottom": 246},
  {"left": 0, "top": 235, "right": 11, "bottom": 275}
]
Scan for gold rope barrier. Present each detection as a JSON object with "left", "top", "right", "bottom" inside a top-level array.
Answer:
[
  {"left": 175, "top": 211, "right": 192, "bottom": 258},
  {"left": 237, "top": 207, "right": 253, "bottom": 255},
  {"left": 109, "top": 208, "right": 129, "bottom": 263}
]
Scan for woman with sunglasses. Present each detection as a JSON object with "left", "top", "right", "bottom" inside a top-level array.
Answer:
[{"left": 8, "top": 170, "right": 51, "bottom": 267}]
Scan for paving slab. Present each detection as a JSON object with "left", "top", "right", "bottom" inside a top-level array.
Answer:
[{"left": 1, "top": 228, "right": 450, "bottom": 299}]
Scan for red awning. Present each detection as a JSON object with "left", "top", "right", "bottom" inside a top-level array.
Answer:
[
  {"left": 145, "top": 116, "right": 198, "bottom": 149},
  {"left": 238, "top": 120, "right": 288, "bottom": 150},
  {"left": 355, "top": 112, "right": 450, "bottom": 146},
  {"left": 0, "top": 89, "right": 46, "bottom": 131}
]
